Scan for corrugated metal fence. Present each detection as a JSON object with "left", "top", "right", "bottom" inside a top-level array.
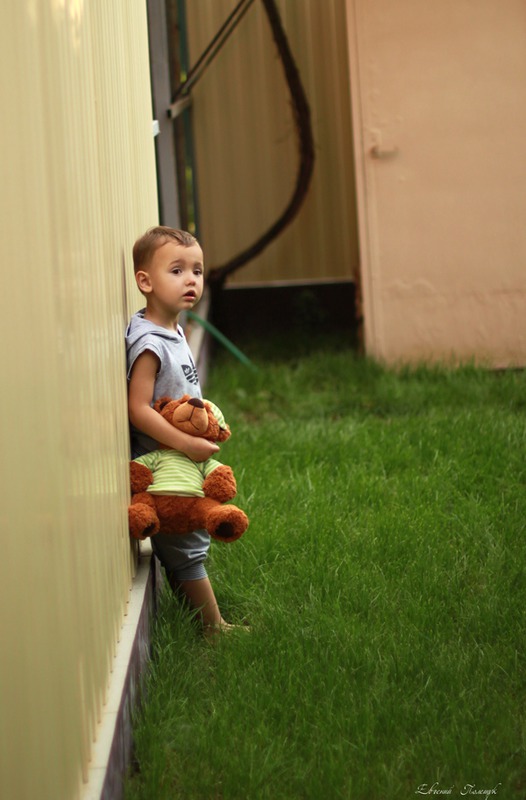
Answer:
[
  {"left": 185, "top": 0, "right": 359, "bottom": 285},
  {"left": 0, "top": 2, "right": 158, "bottom": 798}
]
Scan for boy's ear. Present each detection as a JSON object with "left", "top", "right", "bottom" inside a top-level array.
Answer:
[{"left": 135, "top": 270, "right": 152, "bottom": 293}]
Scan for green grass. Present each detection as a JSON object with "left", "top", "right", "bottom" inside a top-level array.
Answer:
[{"left": 125, "top": 335, "right": 526, "bottom": 800}]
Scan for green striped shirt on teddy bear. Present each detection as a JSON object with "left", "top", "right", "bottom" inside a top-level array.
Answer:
[{"left": 133, "top": 450, "right": 222, "bottom": 497}]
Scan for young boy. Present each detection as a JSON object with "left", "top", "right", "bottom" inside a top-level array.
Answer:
[{"left": 126, "top": 226, "right": 232, "bottom": 635}]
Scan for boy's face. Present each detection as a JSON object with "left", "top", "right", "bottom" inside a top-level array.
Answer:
[{"left": 136, "top": 240, "right": 204, "bottom": 326}]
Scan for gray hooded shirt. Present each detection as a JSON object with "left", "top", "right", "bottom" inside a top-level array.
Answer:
[{"left": 126, "top": 310, "right": 202, "bottom": 457}]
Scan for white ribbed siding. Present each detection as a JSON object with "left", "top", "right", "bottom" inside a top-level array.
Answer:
[{"left": 0, "top": 2, "right": 158, "bottom": 798}]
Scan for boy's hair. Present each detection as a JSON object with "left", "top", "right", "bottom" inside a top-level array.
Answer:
[{"left": 133, "top": 226, "right": 199, "bottom": 273}]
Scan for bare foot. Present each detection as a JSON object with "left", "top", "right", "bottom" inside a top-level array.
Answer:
[{"left": 204, "top": 619, "right": 250, "bottom": 639}]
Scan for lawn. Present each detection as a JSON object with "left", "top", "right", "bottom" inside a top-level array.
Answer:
[{"left": 125, "top": 333, "right": 526, "bottom": 800}]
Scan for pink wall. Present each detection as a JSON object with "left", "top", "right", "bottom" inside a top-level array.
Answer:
[{"left": 347, "top": 0, "right": 526, "bottom": 366}]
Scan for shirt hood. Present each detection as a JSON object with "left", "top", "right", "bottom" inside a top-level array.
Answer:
[{"left": 125, "top": 309, "right": 184, "bottom": 348}]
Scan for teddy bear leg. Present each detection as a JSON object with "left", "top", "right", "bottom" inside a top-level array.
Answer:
[
  {"left": 129, "top": 492, "right": 160, "bottom": 539},
  {"left": 206, "top": 505, "right": 249, "bottom": 544}
]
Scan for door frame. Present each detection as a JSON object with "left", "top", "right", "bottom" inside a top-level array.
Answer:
[{"left": 345, "top": 0, "right": 383, "bottom": 359}]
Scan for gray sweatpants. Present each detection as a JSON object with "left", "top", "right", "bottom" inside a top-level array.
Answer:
[{"left": 151, "top": 528, "right": 210, "bottom": 582}]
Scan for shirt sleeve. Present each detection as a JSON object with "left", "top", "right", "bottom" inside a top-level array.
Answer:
[
  {"left": 126, "top": 337, "right": 162, "bottom": 381},
  {"left": 133, "top": 451, "right": 161, "bottom": 470},
  {"left": 202, "top": 458, "right": 223, "bottom": 478}
]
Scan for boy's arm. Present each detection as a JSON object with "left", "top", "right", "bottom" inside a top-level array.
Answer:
[{"left": 128, "top": 350, "right": 220, "bottom": 462}]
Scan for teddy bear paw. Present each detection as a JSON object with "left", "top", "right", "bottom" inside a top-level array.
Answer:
[
  {"left": 207, "top": 505, "right": 249, "bottom": 543},
  {"left": 128, "top": 503, "right": 160, "bottom": 540}
]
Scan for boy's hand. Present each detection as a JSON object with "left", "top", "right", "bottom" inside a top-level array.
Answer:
[{"left": 183, "top": 436, "right": 220, "bottom": 462}]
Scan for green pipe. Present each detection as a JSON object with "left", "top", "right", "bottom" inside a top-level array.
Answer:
[{"left": 187, "top": 310, "right": 257, "bottom": 371}]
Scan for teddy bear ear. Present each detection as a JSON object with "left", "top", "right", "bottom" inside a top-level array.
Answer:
[
  {"left": 153, "top": 396, "right": 173, "bottom": 413},
  {"left": 216, "top": 425, "right": 231, "bottom": 443}
]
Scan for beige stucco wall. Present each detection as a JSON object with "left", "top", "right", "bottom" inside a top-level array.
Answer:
[
  {"left": 0, "top": 3, "right": 157, "bottom": 798},
  {"left": 347, "top": 0, "right": 526, "bottom": 366}
]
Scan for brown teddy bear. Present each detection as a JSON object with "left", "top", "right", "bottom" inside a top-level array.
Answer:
[{"left": 128, "top": 395, "right": 249, "bottom": 544}]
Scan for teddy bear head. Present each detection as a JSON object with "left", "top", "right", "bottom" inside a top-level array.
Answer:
[{"left": 153, "top": 395, "right": 231, "bottom": 443}]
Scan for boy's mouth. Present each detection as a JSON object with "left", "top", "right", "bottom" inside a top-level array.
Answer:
[{"left": 183, "top": 291, "right": 197, "bottom": 300}]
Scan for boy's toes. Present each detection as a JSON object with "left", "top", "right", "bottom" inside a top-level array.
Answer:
[{"left": 204, "top": 620, "right": 251, "bottom": 640}]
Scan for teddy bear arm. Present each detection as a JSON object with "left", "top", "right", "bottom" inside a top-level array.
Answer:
[
  {"left": 130, "top": 461, "right": 153, "bottom": 493},
  {"left": 202, "top": 465, "right": 237, "bottom": 502},
  {"left": 128, "top": 492, "right": 160, "bottom": 540}
]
